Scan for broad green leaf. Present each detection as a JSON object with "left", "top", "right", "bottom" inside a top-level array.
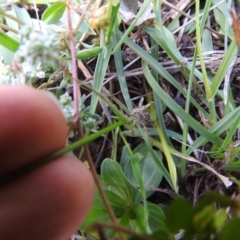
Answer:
[
  {"left": 0, "top": 32, "right": 20, "bottom": 52},
  {"left": 218, "top": 219, "right": 240, "bottom": 240},
  {"left": 134, "top": 126, "right": 175, "bottom": 191},
  {"left": 166, "top": 197, "right": 193, "bottom": 234},
  {"left": 42, "top": 2, "right": 66, "bottom": 24},
  {"left": 80, "top": 188, "right": 115, "bottom": 238},
  {"left": 214, "top": 209, "right": 227, "bottom": 229},
  {"left": 13, "top": 4, "right": 32, "bottom": 27},
  {"left": 192, "top": 205, "right": 215, "bottom": 233},
  {"left": 119, "top": 207, "right": 131, "bottom": 228},
  {"left": 120, "top": 144, "right": 163, "bottom": 197},
  {"left": 101, "top": 159, "right": 142, "bottom": 205},
  {"left": 81, "top": 189, "right": 110, "bottom": 230},
  {"left": 104, "top": 189, "right": 128, "bottom": 209},
  {"left": 147, "top": 203, "right": 168, "bottom": 234},
  {"left": 128, "top": 204, "right": 148, "bottom": 234}
]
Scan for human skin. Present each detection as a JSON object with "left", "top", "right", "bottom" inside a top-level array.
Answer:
[{"left": 0, "top": 86, "right": 94, "bottom": 240}]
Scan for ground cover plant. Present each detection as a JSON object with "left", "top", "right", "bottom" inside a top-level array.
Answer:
[{"left": 1, "top": 0, "right": 240, "bottom": 239}]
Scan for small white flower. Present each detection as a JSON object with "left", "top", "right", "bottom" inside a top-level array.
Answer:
[
  {"left": 36, "top": 70, "right": 45, "bottom": 79},
  {"left": 22, "top": 62, "right": 32, "bottom": 74}
]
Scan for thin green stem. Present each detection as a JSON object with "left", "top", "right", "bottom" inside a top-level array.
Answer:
[
  {"left": 119, "top": 129, "right": 133, "bottom": 155},
  {"left": 181, "top": 49, "right": 198, "bottom": 177},
  {"left": 112, "top": 126, "right": 120, "bottom": 160},
  {"left": 0, "top": 120, "right": 126, "bottom": 187},
  {"left": 195, "top": 0, "right": 216, "bottom": 123}
]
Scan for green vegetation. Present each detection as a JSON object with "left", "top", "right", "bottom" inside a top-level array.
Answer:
[{"left": 1, "top": 0, "right": 240, "bottom": 239}]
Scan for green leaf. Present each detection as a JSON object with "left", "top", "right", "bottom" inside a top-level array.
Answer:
[
  {"left": 80, "top": 188, "right": 115, "bottom": 238},
  {"left": 218, "top": 218, "right": 240, "bottom": 240},
  {"left": 104, "top": 189, "right": 128, "bottom": 209},
  {"left": 112, "top": 23, "right": 133, "bottom": 110},
  {"left": 0, "top": 32, "right": 18, "bottom": 64},
  {"left": 120, "top": 144, "right": 163, "bottom": 197},
  {"left": 202, "top": 17, "right": 213, "bottom": 53},
  {"left": 129, "top": 204, "right": 148, "bottom": 233},
  {"left": 192, "top": 205, "right": 215, "bottom": 233},
  {"left": 0, "top": 32, "right": 20, "bottom": 52},
  {"left": 147, "top": 203, "right": 168, "bottom": 233},
  {"left": 90, "top": 42, "right": 113, "bottom": 113},
  {"left": 101, "top": 159, "right": 142, "bottom": 205},
  {"left": 13, "top": 4, "right": 32, "bottom": 27},
  {"left": 42, "top": 2, "right": 66, "bottom": 24},
  {"left": 121, "top": 30, "right": 209, "bottom": 118},
  {"left": 166, "top": 197, "right": 193, "bottom": 234},
  {"left": 107, "top": 4, "right": 120, "bottom": 43},
  {"left": 109, "top": 0, "right": 120, "bottom": 6},
  {"left": 210, "top": 39, "right": 238, "bottom": 99},
  {"left": 81, "top": 189, "right": 110, "bottom": 230},
  {"left": 214, "top": 209, "right": 227, "bottom": 229},
  {"left": 61, "top": 47, "right": 102, "bottom": 60},
  {"left": 186, "top": 107, "right": 240, "bottom": 155},
  {"left": 213, "top": 6, "right": 234, "bottom": 39},
  {"left": 142, "top": 60, "right": 223, "bottom": 146}
]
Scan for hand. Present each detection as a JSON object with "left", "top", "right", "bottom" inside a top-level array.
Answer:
[{"left": 0, "top": 86, "right": 94, "bottom": 240}]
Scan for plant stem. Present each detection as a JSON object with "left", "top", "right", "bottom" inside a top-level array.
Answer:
[
  {"left": 195, "top": 0, "right": 216, "bottom": 124},
  {"left": 67, "top": 3, "right": 81, "bottom": 123},
  {"left": 0, "top": 120, "right": 125, "bottom": 187}
]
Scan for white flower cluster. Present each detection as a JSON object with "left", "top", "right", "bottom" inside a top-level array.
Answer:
[
  {"left": 0, "top": 59, "right": 20, "bottom": 85},
  {"left": 0, "top": 26, "right": 60, "bottom": 85},
  {"left": 14, "top": 26, "right": 60, "bottom": 67},
  {"left": 58, "top": 92, "right": 100, "bottom": 131},
  {"left": 59, "top": 92, "right": 75, "bottom": 122},
  {"left": 22, "top": 62, "right": 46, "bottom": 79}
]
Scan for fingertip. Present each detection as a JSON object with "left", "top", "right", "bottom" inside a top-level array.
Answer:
[
  {"left": 0, "top": 85, "right": 68, "bottom": 177},
  {"left": 0, "top": 155, "right": 95, "bottom": 240}
]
